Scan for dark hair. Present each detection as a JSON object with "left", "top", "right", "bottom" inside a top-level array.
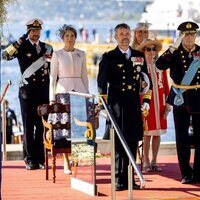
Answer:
[
  {"left": 57, "top": 24, "right": 77, "bottom": 39},
  {"left": 114, "top": 23, "right": 130, "bottom": 34}
]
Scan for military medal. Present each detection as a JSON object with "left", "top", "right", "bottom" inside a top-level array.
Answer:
[
  {"left": 136, "top": 66, "right": 141, "bottom": 72},
  {"left": 117, "top": 64, "right": 123, "bottom": 68},
  {"left": 131, "top": 57, "right": 144, "bottom": 66}
]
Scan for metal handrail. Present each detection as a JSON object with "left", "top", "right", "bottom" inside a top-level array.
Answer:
[
  {"left": 99, "top": 96, "right": 145, "bottom": 190},
  {"left": 68, "top": 91, "right": 95, "bottom": 99},
  {"left": 1, "top": 80, "right": 12, "bottom": 161}
]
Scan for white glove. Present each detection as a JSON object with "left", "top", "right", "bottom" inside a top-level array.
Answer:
[
  {"left": 141, "top": 102, "right": 150, "bottom": 112},
  {"left": 172, "top": 33, "right": 185, "bottom": 49}
]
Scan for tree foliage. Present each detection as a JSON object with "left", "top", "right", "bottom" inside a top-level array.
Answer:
[{"left": 0, "top": 0, "right": 16, "bottom": 27}]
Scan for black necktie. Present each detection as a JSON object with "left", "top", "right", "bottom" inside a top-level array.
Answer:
[
  {"left": 33, "top": 44, "right": 37, "bottom": 54},
  {"left": 124, "top": 53, "right": 129, "bottom": 60}
]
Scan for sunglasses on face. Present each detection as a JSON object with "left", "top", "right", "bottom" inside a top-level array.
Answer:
[{"left": 146, "top": 47, "right": 156, "bottom": 52}]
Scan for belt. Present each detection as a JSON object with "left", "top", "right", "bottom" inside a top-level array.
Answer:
[
  {"left": 59, "top": 76, "right": 80, "bottom": 79},
  {"left": 110, "top": 84, "right": 137, "bottom": 91},
  {"left": 173, "top": 82, "right": 200, "bottom": 90}
]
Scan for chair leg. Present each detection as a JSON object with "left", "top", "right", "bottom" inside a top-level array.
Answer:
[
  {"left": 45, "top": 149, "right": 49, "bottom": 180},
  {"left": 52, "top": 154, "right": 56, "bottom": 183}
]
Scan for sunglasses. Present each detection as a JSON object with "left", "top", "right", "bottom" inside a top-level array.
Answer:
[{"left": 146, "top": 47, "right": 156, "bottom": 52}]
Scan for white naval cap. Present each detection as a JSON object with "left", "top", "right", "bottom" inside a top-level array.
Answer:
[
  {"left": 133, "top": 22, "right": 151, "bottom": 31},
  {"left": 26, "top": 18, "right": 43, "bottom": 30}
]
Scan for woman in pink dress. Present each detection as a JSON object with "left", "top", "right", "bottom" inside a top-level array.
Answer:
[
  {"left": 137, "top": 39, "right": 171, "bottom": 172},
  {"left": 49, "top": 25, "right": 89, "bottom": 174}
]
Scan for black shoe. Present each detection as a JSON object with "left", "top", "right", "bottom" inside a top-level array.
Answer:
[
  {"left": 115, "top": 183, "right": 126, "bottom": 191},
  {"left": 133, "top": 183, "right": 140, "bottom": 190},
  {"left": 123, "top": 183, "right": 141, "bottom": 190},
  {"left": 181, "top": 176, "right": 193, "bottom": 184},
  {"left": 25, "top": 161, "right": 36, "bottom": 170},
  {"left": 35, "top": 163, "right": 45, "bottom": 170}
]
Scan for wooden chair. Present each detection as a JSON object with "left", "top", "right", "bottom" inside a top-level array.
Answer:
[{"left": 37, "top": 102, "right": 71, "bottom": 183}]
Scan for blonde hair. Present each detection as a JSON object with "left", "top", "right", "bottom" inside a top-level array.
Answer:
[
  {"left": 131, "top": 29, "right": 149, "bottom": 50},
  {"left": 131, "top": 32, "right": 140, "bottom": 49}
]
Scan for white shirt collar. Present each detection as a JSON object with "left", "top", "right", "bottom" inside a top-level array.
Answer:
[
  {"left": 29, "top": 39, "right": 39, "bottom": 46},
  {"left": 119, "top": 47, "right": 131, "bottom": 58}
]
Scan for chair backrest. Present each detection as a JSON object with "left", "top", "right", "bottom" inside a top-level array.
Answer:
[
  {"left": 37, "top": 103, "right": 71, "bottom": 144},
  {"left": 37, "top": 103, "right": 70, "bottom": 115}
]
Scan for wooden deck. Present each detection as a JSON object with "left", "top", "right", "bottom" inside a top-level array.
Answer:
[{"left": 2, "top": 155, "right": 200, "bottom": 200}]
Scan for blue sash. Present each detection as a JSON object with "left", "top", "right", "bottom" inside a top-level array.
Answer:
[{"left": 173, "top": 57, "right": 200, "bottom": 106}]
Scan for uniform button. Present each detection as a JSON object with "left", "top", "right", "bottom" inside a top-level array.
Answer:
[
  {"left": 197, "top": 77, "right": 199, "bottom": 79},
  {"left": 42, "top": 74, "right": 44, "bottom": 76},
  {"left": 127, "top": 85, "right": 132, "bottom": 89},
  {"left": 184, "top": 65, "right": 187, "bottom": 68},
  {"left": 122, "top": 89, "right": 125, "bottom": 91},
  {"left": 123, "top": 70, "right": 125, "bottom": 73},
  {"left": 123, "top": 76, "right": 125, "bottom": 79},
  {"left": 183, "top": 60, "right": 186, "bottom": 63},
  {"left": 133, "top": 88, "right": 135, "bottom": 91},
  {"left": 133, "top": 76, "right": 136, "bottom": 79},
  {"left": 41, "top": 68, "right": 44, "bottom": 71},
  {"left": 33, "top": 78, "right": 36, "bottom": 81},
  {"left": 185, "top": 71, "right": 187, "bottom": 73},
  {"left": 42, "top": 79, "right": 44, "bottom": 82},
  {"left": 122, "top": 82, "right": 125, "bottom": 85}
]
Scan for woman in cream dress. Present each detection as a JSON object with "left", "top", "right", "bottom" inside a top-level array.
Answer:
[{"left": 49, "top": 24, "right": 89, "bottom": 174}]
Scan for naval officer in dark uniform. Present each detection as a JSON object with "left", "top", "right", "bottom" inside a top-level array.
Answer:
[
  {"left": 97, "top": 23, "right": 152, "bottom": 191},
  {"left": 156, "top": 21, "right": 200, "bottom": 184},
  {"left": 2, "top": 18, "right": 53, "bottom": 170}
]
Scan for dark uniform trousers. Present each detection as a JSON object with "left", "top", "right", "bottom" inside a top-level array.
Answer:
[
  {"left": 173, "top": 106, "right": 200, "bottom": 179},
  {"left": 115, "top": 136, "right": 138, "bottom": 186},
  {"left": 156, "top": 45, "right": 200, "bottom": 181},
  {"left": 20, "top": 82, "right": 50, "bottom": 165}
]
